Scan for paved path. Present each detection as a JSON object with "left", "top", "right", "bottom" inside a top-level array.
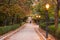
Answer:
[{"left": 4, "top": 23, "right": 41, "bottom": 40}]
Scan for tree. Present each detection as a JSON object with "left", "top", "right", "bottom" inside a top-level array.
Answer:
[
  {"left": 54, "top": 0, "right": 60, "bottom": 28},
  {"left": 0, "top": 0, "right": 33, "bottom": 26}
]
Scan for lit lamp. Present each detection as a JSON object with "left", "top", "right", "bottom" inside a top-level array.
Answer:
[
  {"left": 45, "top": 3, "right": 50, "bottom": 38},
  {"left": 36, "top": 15, "right": 41, "bottom": 25},
  {"left": 36, "top": 15, "right": 41, "bottom": 18},
  {"left": 45, "top": 4, "right": 50, "bottom": 10},
  {"left": 36, "top": 15, "right": 38, "bottom": 18},
  {"left": 38, "top": 16, "right": 41, "bottom": 18}
]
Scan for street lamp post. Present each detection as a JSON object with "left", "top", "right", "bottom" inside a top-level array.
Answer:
[
  {"left": 45, "top": 4, "right": 50, "bottom": 38},
  {"left": 36, "top": 15, "right": 41, "bottom": 25}
]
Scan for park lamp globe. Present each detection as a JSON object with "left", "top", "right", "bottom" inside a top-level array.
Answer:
[
  {"left": 36, "top": 15, "right": 38, "bottom": 18},
  {"left": 39, "top": 15, "right": 41, "bottom": 18},
  {"left": 45, "top": 4, "right": 50, "bottom": 10}
]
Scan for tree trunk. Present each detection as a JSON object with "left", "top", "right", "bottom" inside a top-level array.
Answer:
[{"left": 54, "top": 0, "right": 59, "bottom": 28}]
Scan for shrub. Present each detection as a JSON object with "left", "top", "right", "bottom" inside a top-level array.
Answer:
[
  {"left": 48, "top": 25, "right": 56, "bottom": 35},
  {"left": 47, "top": 24, "right": 60, "bottom": 40},
  {"left": 39, "top": 22, "right": 46, "bottom": 30},
  {"left": 55, "top": 27, "right": 60, "bottom": 40},
  {"left": 0, "top": 24, "right": 20, "bottom": 35},
  {"left": 39, "top": 22, "right": 60, "bottom": 40}
]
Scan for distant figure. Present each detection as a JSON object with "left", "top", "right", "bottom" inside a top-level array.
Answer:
[
  {"left": 27, "top": 17, "right": 32, "bottom": 23},
  {"left": 30, "top": 21, "right": 31, "bottom": 23}
]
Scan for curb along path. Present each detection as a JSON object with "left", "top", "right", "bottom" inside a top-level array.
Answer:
[{"left": 38, "top": 27, "right": 56, "bottom": 40}]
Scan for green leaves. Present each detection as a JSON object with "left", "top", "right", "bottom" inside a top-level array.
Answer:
[{"left": 0, "top": 0, "right": 31, "bottom": 26}]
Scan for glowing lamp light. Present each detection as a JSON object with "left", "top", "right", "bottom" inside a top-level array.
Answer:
[
  {"left": 45, "top": 4, "right": 50, "bottom": 10},
  {"left": 39, "top": 16, "right": 41, "bottom": 18},
  {"left": 36, "top": 16, "right": 38, "bottom": 18}
]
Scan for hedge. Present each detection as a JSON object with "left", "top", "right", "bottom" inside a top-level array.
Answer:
[
  {"left": 48, "top": 25, "right": 56, "bottom": 35},
  {"left": 55, "top": 26, "right": 60, "bottom": 40},
  {"left": 39, "top": 23, "right": 60, "bottom": 40},
  {"left": 0, "top": 24, "right": 20, "bottom": 35}
]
